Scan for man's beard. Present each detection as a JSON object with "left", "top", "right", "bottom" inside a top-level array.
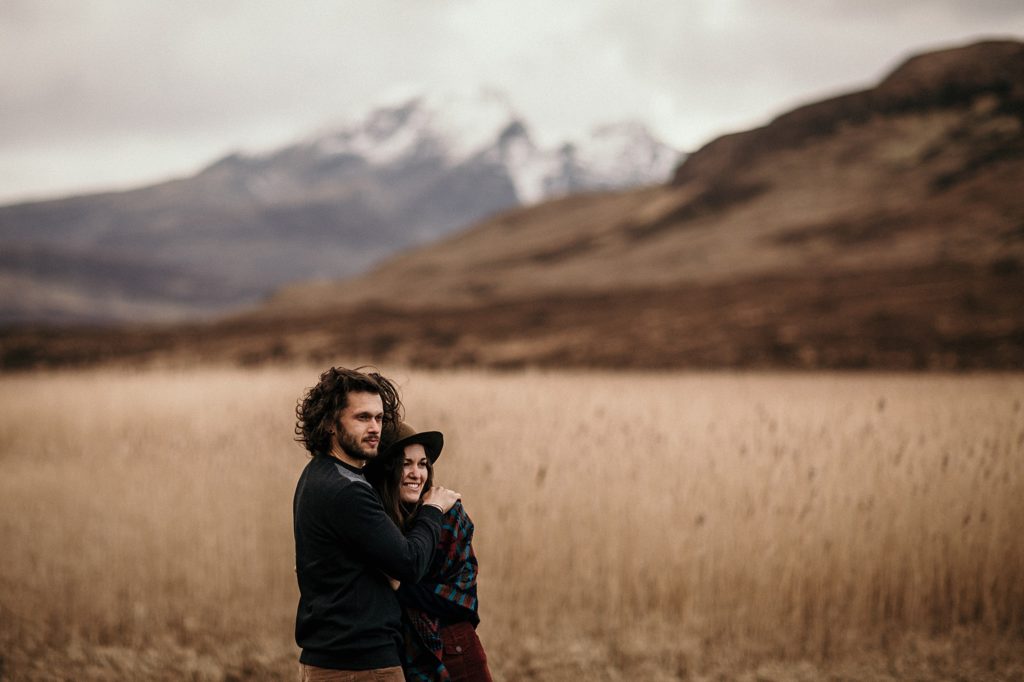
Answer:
[{"left": 338, "top": 425, "right": 377, "bottom": 461}]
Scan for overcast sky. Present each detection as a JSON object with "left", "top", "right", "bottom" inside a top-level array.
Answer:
[{"left": 1, "top": 0, "right": 1022, "bottom": 203}]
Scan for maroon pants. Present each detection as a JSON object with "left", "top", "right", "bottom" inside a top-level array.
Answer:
[{"left": 439, "top": 621, "right": 493, "bottom": 682}]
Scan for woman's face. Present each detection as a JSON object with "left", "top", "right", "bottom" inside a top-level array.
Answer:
[{"left": 399, "top": 443, "right": 430, "bottom": 504}]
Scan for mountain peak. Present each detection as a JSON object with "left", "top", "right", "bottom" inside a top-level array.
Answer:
[
  {"left": 311, "top": 89, "right": 522, "bottom": 167},
  {"left": 569, "top": 122, "right": 680, "bottom": 190},
  {"left": 303, "top": 89, "right": 680, "bottom": 204}
]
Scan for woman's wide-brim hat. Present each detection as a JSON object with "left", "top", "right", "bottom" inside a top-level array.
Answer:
[{"left": 383, "top": 422, "right": 444, "bottom": 463}]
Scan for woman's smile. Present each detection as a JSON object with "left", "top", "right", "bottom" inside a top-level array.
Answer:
[
  {"left": 400, "top": 443, "right": 430, "bottom": 504},
  {"left": 400, "top": 474, "right": 425, "bottom": 503}
]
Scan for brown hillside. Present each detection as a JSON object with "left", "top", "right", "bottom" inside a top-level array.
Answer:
[
  {"left": 256, "top": 40, "right": 1023, "bottom": 316},
  {"left": 4, "top": 39, "right": 1023, "bottom": 370}
]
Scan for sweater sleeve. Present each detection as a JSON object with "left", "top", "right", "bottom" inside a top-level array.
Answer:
[
  {"left": 329, "top": 482, "right": 443, "bottom": 583},
  {"left": 397, "top": 581, "right": 479, "bottom": 625}
]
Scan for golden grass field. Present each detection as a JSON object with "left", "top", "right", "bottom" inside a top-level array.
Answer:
[{"left": 1, "top": 366, "right": 1023, "bottom": 681}]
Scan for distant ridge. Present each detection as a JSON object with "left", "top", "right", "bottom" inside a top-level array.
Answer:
[
  {"left": 0, "top": 91, "right": 679, "bottom": 324},
  {"left": 3, "top": 39, "right": 1022, "bottom": 370},
  {"left": 674, "top": 40, "right": 1024, "bottom": 187}
]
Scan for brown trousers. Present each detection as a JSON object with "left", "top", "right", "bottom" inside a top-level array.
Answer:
[{"left": 299, "top": 663, "right": 404, "bottom": 682}]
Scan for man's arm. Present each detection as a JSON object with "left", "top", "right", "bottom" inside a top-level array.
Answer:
[
  {"left": 397, "top": 581, "right": 479, "bottom": 623},
  {"left": 331, "top": 483, "right": 443, "bottom": 583}
]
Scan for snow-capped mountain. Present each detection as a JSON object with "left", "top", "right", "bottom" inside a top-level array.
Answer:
[
  {"left": 0, "top": 91, "right": 682, "bottom": 323},
  {"left": 301, "top": 91, "right": 681, "bottom": 205},
  {"left": 569, "top": 122, "right": 682, "bottom": 190},
  {"left": 313, "top": 90, "right": 521, "bottom": 168}
]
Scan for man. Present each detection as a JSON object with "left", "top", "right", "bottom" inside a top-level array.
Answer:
[{"left": 293, "top": 367, "right": 460, "bottom": 681}]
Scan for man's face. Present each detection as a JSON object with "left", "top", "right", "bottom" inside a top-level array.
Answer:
[{"left": 332, "top": 391, "right": 384, "bottom": 462}]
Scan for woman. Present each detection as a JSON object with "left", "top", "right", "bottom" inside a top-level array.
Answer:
[{"left": 367, "top": 422, "right": 494, "bottom": 682}]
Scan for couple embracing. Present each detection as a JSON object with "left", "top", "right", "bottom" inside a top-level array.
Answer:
[{"left": 293, "top": 367, "right": 493, "bottom": 682}]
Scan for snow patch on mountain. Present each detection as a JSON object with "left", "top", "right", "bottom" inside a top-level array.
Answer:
[
  {"left": 493, "top": 120, "right": 682, "bottom": 204},
  {"left": 283, "top": 90, "right": 682, "bottom": 205},
  {"left": 572, "top": 122, "right": 680, "bottom": 189},
  {"left": 313, "top": 90, "right": 521, "bottom": 167}
]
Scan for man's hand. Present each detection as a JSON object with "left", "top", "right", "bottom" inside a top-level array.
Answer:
[{"left": 422, "top": 485, "right": 461, "bottom": 513}]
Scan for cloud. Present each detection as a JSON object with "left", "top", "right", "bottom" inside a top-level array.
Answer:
[{"left": 0, "top": 0, "right": 1021, "bottom": 201}]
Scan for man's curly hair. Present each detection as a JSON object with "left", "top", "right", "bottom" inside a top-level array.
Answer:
[{"left": 295, "top": 367, "right": 403, "bottom": 457}]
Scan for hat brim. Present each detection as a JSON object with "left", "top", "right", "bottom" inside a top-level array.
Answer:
[{"left": 384, "top": 430, "right": 444, "bottom": 463}]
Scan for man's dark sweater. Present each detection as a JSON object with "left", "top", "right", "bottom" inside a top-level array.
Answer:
[{"left": 293, "top": 455, "right": 442, "bottom": 670}]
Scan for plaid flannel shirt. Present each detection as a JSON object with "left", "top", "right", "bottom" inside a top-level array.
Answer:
[{"left": 402, "top": 500, "right": 479, "bottom": 682}]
